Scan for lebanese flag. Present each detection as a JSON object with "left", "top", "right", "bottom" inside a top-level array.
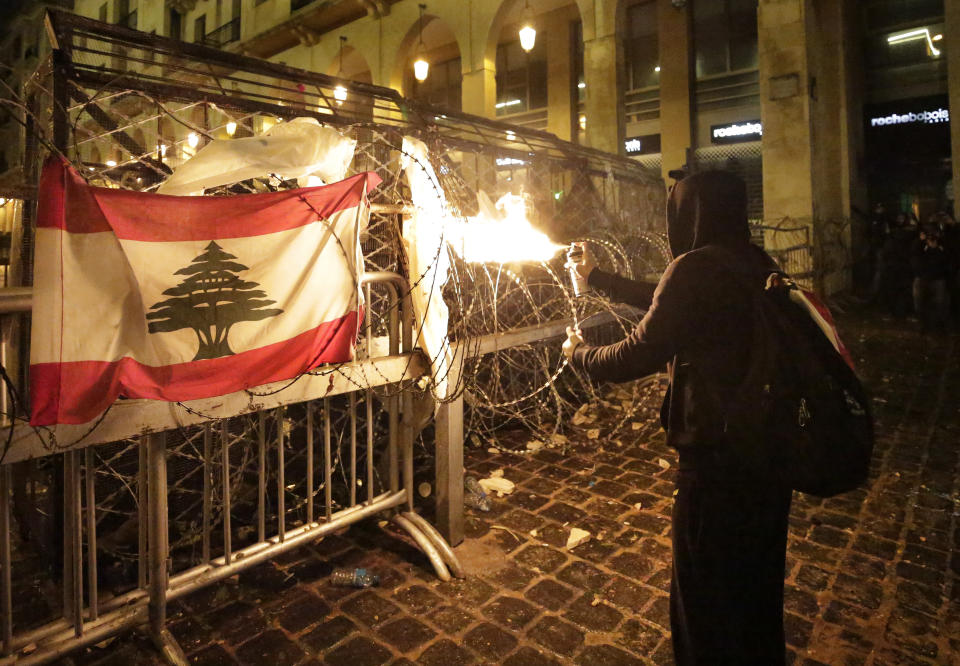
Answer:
[{"left": 30, "top": 157, "right": 380, "bottom": 426}]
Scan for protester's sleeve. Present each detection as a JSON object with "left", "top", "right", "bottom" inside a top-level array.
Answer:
[
  {"left": 587, "top": 269, "right": 657, "bottom": 310},
  {"left": 572, "top": 256, "right": 701, "bottom": 382}
]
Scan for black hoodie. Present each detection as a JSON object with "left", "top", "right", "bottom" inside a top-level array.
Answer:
[{"left": 572, "top": 171, "right": 779, "bottom": 448}]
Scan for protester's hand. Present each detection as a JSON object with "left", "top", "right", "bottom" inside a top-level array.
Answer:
[
  {"left": 562, "top": 326, "right": 585, "bottom": 361},
  {"left": 570, "top": 242, "right": 597, "bottom": 280}
]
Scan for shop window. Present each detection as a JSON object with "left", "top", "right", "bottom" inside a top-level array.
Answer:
[
  {"left": 693, "top": 0, "right": 758, "bottom": 78},
  {"left": 626, "top": 1, "right": 659, "bottom": 90},
  {"left": 495, "top": 38, "right": 547, "bottom": 116},
  {"left": 412, "top": 57, "right": 462, "bottom": 112}
]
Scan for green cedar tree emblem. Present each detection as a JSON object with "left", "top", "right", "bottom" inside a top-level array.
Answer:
[{"left": 146, "top": 241, "right": 283, "bottom": 360}]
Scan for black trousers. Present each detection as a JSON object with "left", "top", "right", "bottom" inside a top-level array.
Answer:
[{"left": 670, "top": 455, "right": 793, "bottom": 666}]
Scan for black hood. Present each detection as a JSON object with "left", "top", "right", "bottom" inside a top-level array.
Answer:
[{"left": 666, "top": 170, "right": 751, "bottom": 258}]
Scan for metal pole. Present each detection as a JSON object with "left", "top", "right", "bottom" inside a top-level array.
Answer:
[
  {"left": 349, "top": 392, "right": 357, "bottom": 507},
  {"left": 202, "top": 424, "right": 211, "bottom": 564},
  {"left": 276, "top": 407, "right": 285, "bottom": 543},
  {"left": 72, "top": 451, "right": 82, "bottom": 637},
  {"left": 387, "top": 284, "right": 399, "bottom": 495},
  {"left": 1, "top": 466, "right": 12, "bottom": 654},
  {"left": 220, "top": 420, "right": 231, "bottom": 565},
  {"left": 137, "top": 444, "right": 147, "bottom": 590},
  {"left": 323, "top": 398, "right": 332, "bottom": 520},
  {"left": 62, "top": 453, "right": 73, "bottom": 626},
  {"left": 147, "top": 433, "right": 167, "bottom": 637},
  {"left": 306, "top": 403, "right": 314, "bottom": 525},
  {"left": 366, "top": 390, "right": 374, "bottom": 504},
  {"left": 84, "top": 447, "right": 98, "bottom": 621},
  {"left": 147, "top": 432, "right": 187, "bottom": 666},
  {"left": 257, "top": 412, "right": 265, "bottom": 543}
]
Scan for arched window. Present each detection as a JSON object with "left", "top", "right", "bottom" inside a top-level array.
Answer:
[
  {"left": 495, "top": 38, "right": 547, "bottom": 116},
  {"left": 412, "top": 57, "right": 462, "bottom": 112}
]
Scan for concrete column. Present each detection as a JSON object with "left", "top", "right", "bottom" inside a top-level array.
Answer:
[
  {"left": 657, "top": 0, "right": 693, "bottom": 182},
  {"left": 759, "top": 0, "right": 858, "bottom": 294},
  {"left": 759, "top": 0, "right": 814, "bottom": 221},
  {"left": 545, "top": 10, "right": 574, "bottom": 142},
  {"left": 947, "top": 0, "right": 960, "bottom": 217},
  {"left": 583, "top": 34, "right": 622, "bottom": 154},
  {"left": 461, "top": 66, "right": 496, "bottom": 118}
]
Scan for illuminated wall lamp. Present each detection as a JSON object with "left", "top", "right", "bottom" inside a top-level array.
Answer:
[
  {"left": 187, "top": 132, "right": 199, "bottom": 148},
  {"left": 414, "top": 4, "right": 429, "bottom": 82},
  {"left": 225, "top": 121, "right": 237, "bottom": 136},
  {"left": 518, "top": 0, "right": 536, "bottom": 52}
]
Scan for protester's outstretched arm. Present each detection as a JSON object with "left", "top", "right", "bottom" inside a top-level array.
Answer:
[
  {"left": 568, "top": 256, "right": 699, "bottom": 382},
  {"left": 588, "top": 270, "right": 657, "bottom": 310},
  {"left": 568, "top": 242, "right": 656, "bottom": 309}
]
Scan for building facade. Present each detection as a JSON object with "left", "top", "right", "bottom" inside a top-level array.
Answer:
[{"left": 0, "top": 0, "right": 954, "bottom": 292}]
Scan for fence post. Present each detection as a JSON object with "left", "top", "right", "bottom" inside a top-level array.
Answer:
[
  {"left": 146, "top": 432, "right": 186, "bottom": 665},
  {"left": 434, "top": 397, "right": 464, "bottom": 546}
]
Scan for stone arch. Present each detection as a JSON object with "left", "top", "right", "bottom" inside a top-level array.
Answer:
[
  {"left": 323, "top": 43, "right": 375, "bottom": 119},
  {"left": 483, "top": 0, "right": 591, "bottom": 67},
  {"left": 325, "top": 43, "right": 372, "bottom": 83},
  {"left": 387, "top": 12, "right": 462, "bottom": 102}
]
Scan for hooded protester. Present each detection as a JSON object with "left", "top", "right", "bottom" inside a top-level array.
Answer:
[{"left": 564, "top": 171, "right": 792, "bottom": 665}]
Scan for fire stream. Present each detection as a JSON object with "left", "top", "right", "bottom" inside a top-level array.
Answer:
[{"left": 445, "top": 192, "right": 565, "bottom": 264}]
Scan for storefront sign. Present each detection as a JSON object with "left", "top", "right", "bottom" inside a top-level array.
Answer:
[
  {"left": 870, "top": 108, "right": 949, "bottom": 127},
  {"left": 711, "top": 120, "right": 763, "bottom": 144},
  {"left": 623, "top": 134, "right": 661, "bottom": 156}
]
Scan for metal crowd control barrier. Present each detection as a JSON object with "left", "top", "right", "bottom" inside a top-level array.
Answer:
[{"left": 0, "top": 272, "right": 463, "bottom": 665}]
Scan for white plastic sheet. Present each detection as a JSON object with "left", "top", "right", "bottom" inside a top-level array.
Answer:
[
  {"left": 400, "top": 137, "right": 459, "bottom": 400},
  {"left": 157, "top": 118, "right": 356, "bottom": 196}
]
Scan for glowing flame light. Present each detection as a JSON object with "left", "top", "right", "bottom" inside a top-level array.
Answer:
[{"left": 447, "top": 192, "right": 564, "bottom": 264}]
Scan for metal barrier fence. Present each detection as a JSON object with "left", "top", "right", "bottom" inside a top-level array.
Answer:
[{"left": 0, "top": 272, "right": 465, "bottom": 665}]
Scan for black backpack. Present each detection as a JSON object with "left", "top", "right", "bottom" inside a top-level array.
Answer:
[{"left": 679, "top": 250, "right": 875, "bottom": 497}]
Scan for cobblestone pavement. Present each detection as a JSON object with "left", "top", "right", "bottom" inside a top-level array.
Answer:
[{"left": 70, "top": 305, "right": 959, "bottom": 665}]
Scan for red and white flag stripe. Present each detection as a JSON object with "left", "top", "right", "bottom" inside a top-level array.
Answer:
[{"left": 30, "top": 157, "right": 380, "bottom": 425}]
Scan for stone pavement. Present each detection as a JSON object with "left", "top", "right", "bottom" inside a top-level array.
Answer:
[{"left": 70, "top": 304, "right": 959, "bottom": 666}]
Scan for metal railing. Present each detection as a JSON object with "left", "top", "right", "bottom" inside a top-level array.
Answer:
[
  {"left": 202, "top": 17, "right": 240, "bottom": 49},
  {"left": 0, "top": 272, "right": 462, "bottom": 665}
]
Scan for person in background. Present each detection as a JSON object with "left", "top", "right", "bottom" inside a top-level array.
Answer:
[
  {"left": 879, "top": 212, "right": 917, "bottom": 318},
  {"left": 866, "top": 202, "right": 891, "bottom": 301},
  {"left": 911, "top": 223, "right": 953, "bottom": 333},
  {"left": 562, "top": 171, "right": 792, "bottom": 665}
]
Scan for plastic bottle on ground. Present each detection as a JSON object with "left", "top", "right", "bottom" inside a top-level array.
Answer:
[{"left": 330, "top": 568, "right": 380, "bottom": 588}]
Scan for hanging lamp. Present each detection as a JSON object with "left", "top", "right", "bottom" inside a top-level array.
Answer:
[
  {"left": 334, "top": 35, "right": 348, "bottom": 103},
  {"left": 413, "top": 4, "right": 429, "bottom": 82},
  {"left": 519, "top": 0, "right": 536, "bottom": 52}
]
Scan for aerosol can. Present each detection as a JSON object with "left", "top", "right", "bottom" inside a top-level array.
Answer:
[{"left": 566, "top": 243, "right": 589, "bottom": 297}]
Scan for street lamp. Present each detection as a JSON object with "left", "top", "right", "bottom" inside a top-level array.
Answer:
[
  {"left": 518, "top": 0, "right": 536, "bottom": 52},
  {"left": 414, "top": 4, "right": 429, "bottom": 82}
]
